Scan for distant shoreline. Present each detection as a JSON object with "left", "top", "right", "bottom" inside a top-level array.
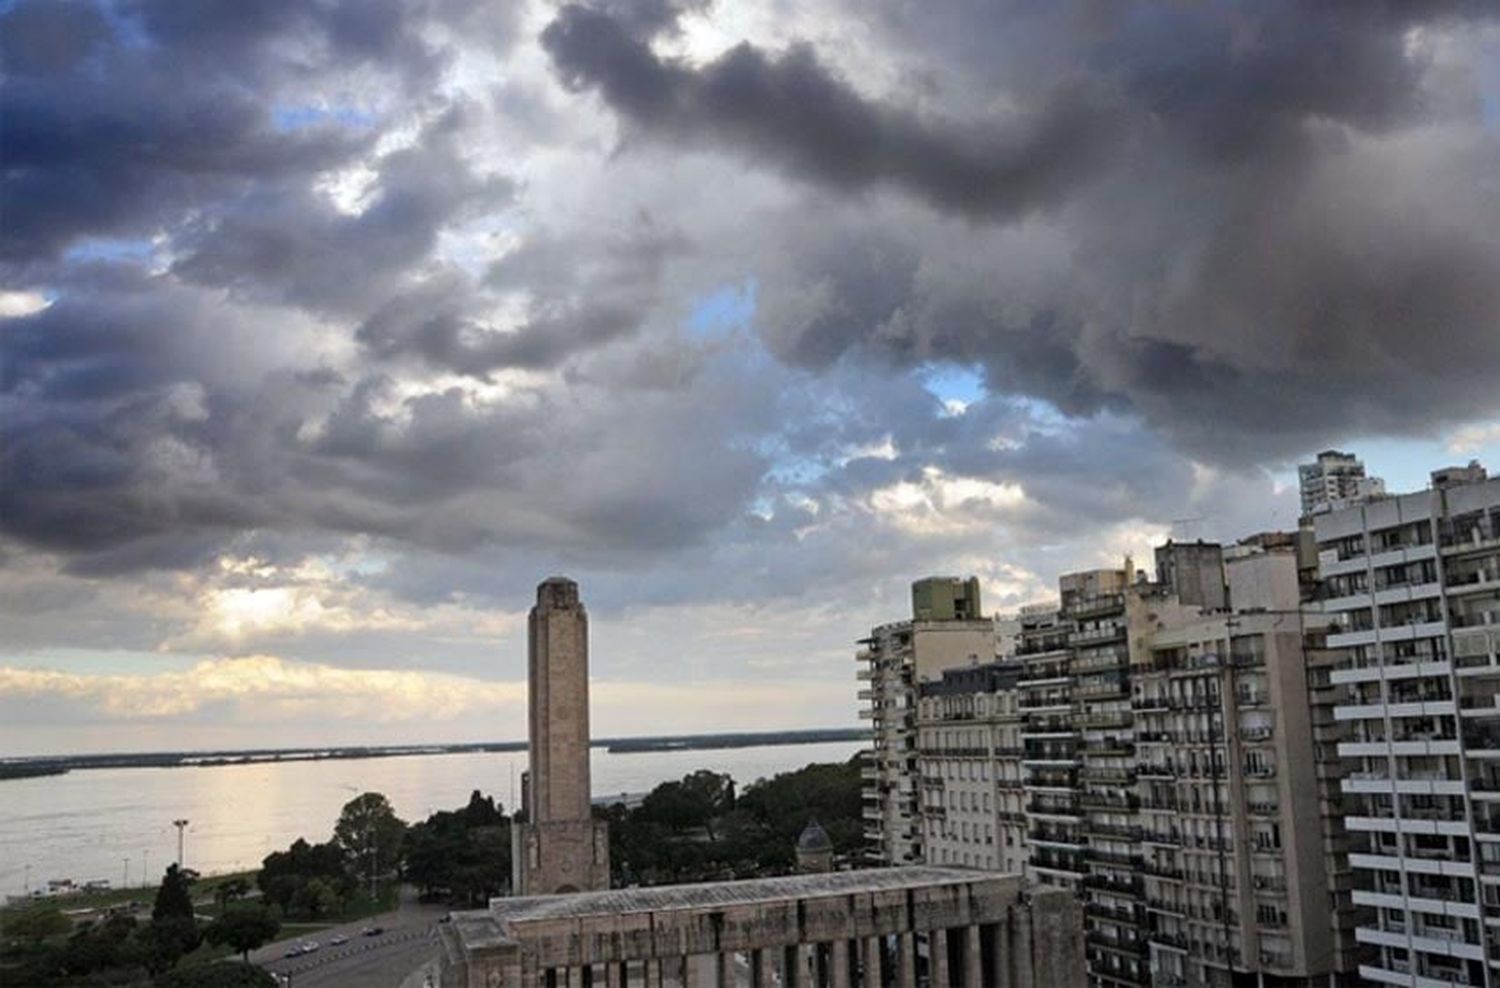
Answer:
[{"left": 0, "top": 729, "right": 869, "bottom": 780}]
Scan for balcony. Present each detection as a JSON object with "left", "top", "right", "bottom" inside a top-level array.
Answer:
[{"left": 1066, "top": 593, "right": 1125, "bottom": 619}]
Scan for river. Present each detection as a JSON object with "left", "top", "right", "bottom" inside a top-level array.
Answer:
[{"left": 0, "top": 741, "right": 864, "bottom": 898}]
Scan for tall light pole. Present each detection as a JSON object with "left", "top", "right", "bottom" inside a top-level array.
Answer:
[
  {"left": 143, "top": 849, "right": 150, "bottom": 887},
  {"left": 173, "top": 819, "right": 189, "bottom": 869}
]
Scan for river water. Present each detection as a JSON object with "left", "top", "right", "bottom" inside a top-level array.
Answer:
[{"left": 0, "top": 742, "right": 864, "bottom": 899}]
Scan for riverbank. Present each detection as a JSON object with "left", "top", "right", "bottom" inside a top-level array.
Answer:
[{"left": 0, "top": 728, "right": 867, "bottom": 779}]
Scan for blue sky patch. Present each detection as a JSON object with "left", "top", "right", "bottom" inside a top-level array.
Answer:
[
  {"left": 687, "top": 279, "right": 757, "bottom": 338},
  {"left": 64, "top": 237, "right": 156, "bottom": 263},
  {"left": 271, "top": 104, "right": 378, "bottom": 133}
]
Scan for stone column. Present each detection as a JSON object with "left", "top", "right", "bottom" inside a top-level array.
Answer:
[
  {"left": 989, "top": 922, "right": 1013, "bottom": 988},
  {"left": 896, "top": 932, "right": 917, "bottom": 988},
  {"left": 1011, "top": 905, "right": 1035, "bottom": 988},
  {"left": 930, "top": 929, "right": 950, "bottom": 988},
  {"left": 963, "top": 926, "right": 983, "bottom": 988},
  {"left": 643, "top": 958, "right": 660, "bottom": 988},
  {"left": 830, "top": 939, "right": 852, "bottom": 988},
  {"left": 862, "top": 936, "right": 884, "bottom": 987},
  {"left": 753, "top": 947, "right": 782, "bottom": 988},
  {"left": 605, "top": 961, "right": 624, "bottom": 988},
  {"left": 787, "top": 944, "right": 807, "bottom": 987}
]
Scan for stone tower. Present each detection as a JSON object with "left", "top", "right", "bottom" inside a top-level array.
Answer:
[{"left": 512, "top": 577, "right": 610, "bottom": 896}]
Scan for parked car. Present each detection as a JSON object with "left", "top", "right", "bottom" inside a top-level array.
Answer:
[
  {"left": 300, "top": 941, "right": 319, "bottom": 953},
  {"left": 361, "top": 926, "right": 384, "bottom": 937},
  {"left": 283, "top": 945, "right": 303, "bottom": 958},
  {"left": 329, "top": 934, "right": 348, "bottom": 946}
]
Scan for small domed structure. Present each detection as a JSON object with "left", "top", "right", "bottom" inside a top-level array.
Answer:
[{"left": 795, "top": 819, "right": 833, "bottom": 874}]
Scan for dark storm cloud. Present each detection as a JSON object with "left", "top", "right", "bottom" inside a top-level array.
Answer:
[
  {"left": 0, "top": 0, "right": 511, "bottom": 263},
  {"left": 541, "top": 0, "right": 1500, "bottom": 458},
  {"left": 173, "top": 107, "right": 515, "bottom": 315},
  {"left": 356, "top": 216, "right": 686, "bottom": 375},
  {"left": 540, "top": 4, "right": 1123, "bottom": 222}
]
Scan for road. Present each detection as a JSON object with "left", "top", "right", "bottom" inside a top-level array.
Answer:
[{"left": 251, "top": 886, "right": 446, "bottom": 988}]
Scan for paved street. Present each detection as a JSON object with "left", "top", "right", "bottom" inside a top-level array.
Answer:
[{"left": 251, "top": 887, "right": 445, "bottom": 988}]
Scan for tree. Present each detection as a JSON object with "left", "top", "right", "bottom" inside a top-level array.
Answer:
[
  {"left": 158, "top": 960, "right": 278, "bottom": 987},
  {"left": 258, "top": 837, "right": 352, "bottom": 917},
  {"left": 403, "top": 792, "right": 511, "bottom": 905},
  {"left": 153, "top": 863, "right": 196, "bottom": 922},
  {"left": 213, "top": 876, "right": 251, "bottom": 909},
  {"left": 290, "top": 876, "right": 343, "bottom": 919},
  {"left": 137, "top": 915, "right": 200, "bottom": 975},
  {"left": 1, "top": 905, "right": 70, "bottom": 943},
  {"left": 333, "top": 792, "right": 406, "bottom": 892},
  {"left": 203, "top": 902, "right": 281, "bottom": 962},
  {"left": 638, "top": 770, "right": 734, "bottom": 840}
]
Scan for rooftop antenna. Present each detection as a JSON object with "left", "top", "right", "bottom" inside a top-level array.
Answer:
[{"left": 1170, "top": 516, "right": 1206, "bottom": 542}]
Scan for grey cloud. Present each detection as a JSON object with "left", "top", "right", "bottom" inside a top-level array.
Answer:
[
  {"left": 173, "top": 108, "right": 515, "bottom": 315},
  {"left": 540, "top": 4, "right": 1124, "bottom": 222},
  {"left": 538, "top": 2, "right": 1500, "bottom": 460},
  {"left": 356, "top": 216, "right": 686, "bottom": 375}
]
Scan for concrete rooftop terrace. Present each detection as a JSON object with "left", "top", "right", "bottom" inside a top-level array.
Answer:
[{"left": 487, "top": 867, "right": 993, "bottom": 924}]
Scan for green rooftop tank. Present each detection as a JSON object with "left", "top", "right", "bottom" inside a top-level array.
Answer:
[{"left": 911, "top": 576, "right": 983, "bottom": 621}]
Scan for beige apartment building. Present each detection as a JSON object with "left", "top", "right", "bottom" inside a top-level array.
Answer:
[
  {"left": 858, "top": 579, "right": 996, "bottom": 867},
  {"left": 915, "top": 662, "right": 1028, "bottom": 874}
]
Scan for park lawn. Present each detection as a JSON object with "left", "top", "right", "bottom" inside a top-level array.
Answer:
[
  {"left": 277, "top": 922, "right": 335, "bottom": 940},
  {"left": 2, "top": 869, "right": 260, "bottom": 918}
]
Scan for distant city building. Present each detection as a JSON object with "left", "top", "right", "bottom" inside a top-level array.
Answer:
[
  {"left": 1315, "top": 462, "right": 1500, "bottom": 986},
  {"left": 1299, "top": 450, "right": 1386, "bottom": 517},
  {"left": 512, "top": 577, "right": 610, "bottom": 896}
]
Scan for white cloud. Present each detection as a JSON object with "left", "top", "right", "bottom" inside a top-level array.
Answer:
[
  {"left": 0, "top": 289, "right": 51, "bottom": 318},
  {"left": 0, "top": 656, "right": 525, "bottom": 722},
  {"left": 1448, "top": 422, "right": 1500, "bottom": 455},
  {"left": 869, "top": 467, "right": 1029, "bottom": 535}
]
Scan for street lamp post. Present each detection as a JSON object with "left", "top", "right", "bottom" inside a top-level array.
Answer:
[
  {"left": 173, "top": 819, "right": 189, "bottom": 869},
  {"left": 143, "top": 849, "right": 150, "bottom": 886}
]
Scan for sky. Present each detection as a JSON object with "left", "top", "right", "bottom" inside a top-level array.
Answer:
[{"left": 3, "top": 0, "right": 1500, "bottom": 756}]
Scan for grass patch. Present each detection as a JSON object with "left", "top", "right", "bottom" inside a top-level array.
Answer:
[{"left": 2, "top": 869, "right": 260, "bottom": 917}]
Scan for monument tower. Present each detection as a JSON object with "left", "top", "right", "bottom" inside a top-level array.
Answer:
[{"left": 512, "top": 577, "right": 610, "bottom": 895}]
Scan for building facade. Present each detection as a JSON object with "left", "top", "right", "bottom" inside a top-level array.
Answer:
[
  {"left": 916, "top": 663, "right": 1028, "bottom": 874},
  {"left": 1319, "top": 465, "right": 1500, "bottom": 986},
  {"left": 859, "top": 579, "right": 996, "bottom": 867},
  {"left": 440, "top": 868, "right": 1087, "bottom": 987}
]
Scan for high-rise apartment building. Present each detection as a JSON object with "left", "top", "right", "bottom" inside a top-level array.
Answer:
[
  {"left": 866, "top": 542, "right": 1358, "bottom": 988},
  {"left": 1300, "top": 449, "right": 1387, "bottom": 517},
  {"left": 1318, "top": 463, "right": 1500, "bottom": 986},
  {"left": 858, "top": 578, "right": 995, "bottom": 866},
  {"left": 916, "top": 662, "right": 1028, "bottom": 874}
]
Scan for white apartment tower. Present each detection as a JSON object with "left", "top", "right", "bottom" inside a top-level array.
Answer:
[
  {"left": 1319, "top": 462, "right": 1500, "bottom": 986},
  {"left": 1300, "top": 449, "right": 1387, "bottom": 517}
]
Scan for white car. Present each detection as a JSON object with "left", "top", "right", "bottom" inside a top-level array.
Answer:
[
  {"left": 300, "top": 940, "right": 320, "bottom": 953},
  {"left": 329, "top": 934, "right": 349, "bottom": 946}
]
